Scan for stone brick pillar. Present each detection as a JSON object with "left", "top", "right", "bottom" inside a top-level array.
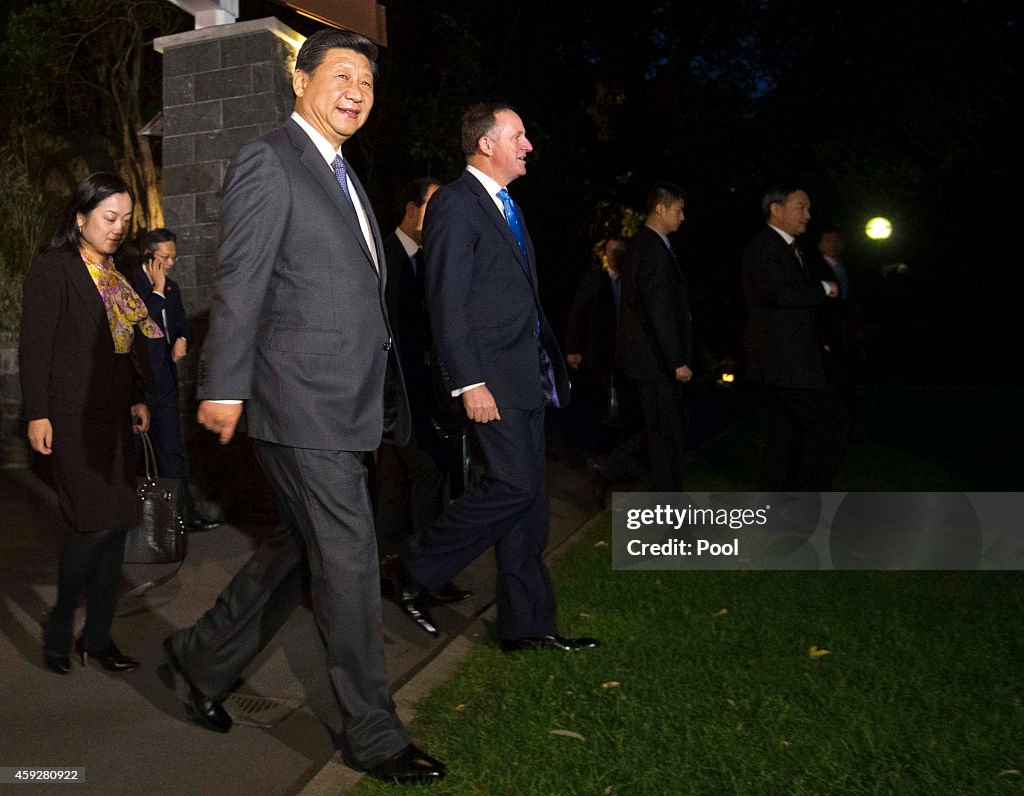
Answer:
[
  {"left": 155, "top": 18, "right": 302, "bottom": 326},
  {"left": 0, "top": 340, "right": 29, "bottom": 468}
]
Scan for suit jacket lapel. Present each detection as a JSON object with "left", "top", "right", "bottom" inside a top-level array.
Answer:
[
  {"left": 462, "top": 172, "right": 536, "bottom": 290},
  {"left": 288, "top": 121, "right": 378, "bottom": 280},
  {"left": 66, "top": 252, "right": 109, "bottom": 332}
]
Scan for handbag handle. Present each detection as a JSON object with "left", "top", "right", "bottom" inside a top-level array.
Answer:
[{"left": 139, "top": 430, "right": 159, "bottom": 481}]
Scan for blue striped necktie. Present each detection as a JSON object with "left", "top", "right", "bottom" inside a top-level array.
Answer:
[{"left": 498, "top": 188, "right": 528, "bottom": 260}]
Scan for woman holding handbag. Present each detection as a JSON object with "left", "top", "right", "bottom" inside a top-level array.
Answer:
[{"left": 20, "top": 172, "right": 163, "bottom": 674}]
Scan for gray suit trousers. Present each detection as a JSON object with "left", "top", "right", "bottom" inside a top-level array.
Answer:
[{"left": 168, "top": 442, "right": 408, "bottom": 767}]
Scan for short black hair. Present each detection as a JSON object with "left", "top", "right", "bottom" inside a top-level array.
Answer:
[
  {"left": 761, "top": 186, "right": 804, "bottom": 220},
  {"left": 295, "top": 28, "right": 379, "bottom": 79},
  {"left": 395, "top": 177, "right": 442, "bottom": 220},
  {"left": 461, "top": 102, "right": 516, "bottom": 157},
  {"left": 140, "top": 228, "right": 177, "bottom": 260},
  {"left": 646, "top": 182, "right": 685, "bottom": 215},
  {"left": 48, "top": 172, "right": 135, "bottom": 252}
]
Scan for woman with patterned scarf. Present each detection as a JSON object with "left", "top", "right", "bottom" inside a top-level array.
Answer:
[{"left": 20, "top": 172, "right": 164, "bottom": 675}]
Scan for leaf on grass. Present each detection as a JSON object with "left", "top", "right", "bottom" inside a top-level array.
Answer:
[
  {"left": 712, "top": 608, "right": 729, "bottom": 620},
  {"left": 579, "top": 611, "right": 594, "bottom": 620},
  {"left": 998, "top": 769, "right": 1021, "bottom": 777},
  {"left": 550, "top": 729, "right": 586, "bottom": 741},
  {"left": 806, "top": 645, "right": 831, "bottom": 660},
  {"left": 605, "top": 787, "right": 613, "bottom": 795},
  {"left": 782, "top": 740, "right": 792, "bottom": 749},
  {"left": 726, "top": 698, "right": 737, "bottom": 710},
  {"left": 455, "top": 703, "right": 466, "bottom": 712},
  {"left": 594, "top": 540, "right": 609, "bottom": 548},
  {"left": 602, "top": 681, "right": 621, "bottom": 689}
]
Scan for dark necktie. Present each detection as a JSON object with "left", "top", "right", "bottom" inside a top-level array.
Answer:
[
  {"left": 411, "top": 249, "right": 425, "bottom": 296},
  {"left": 790, "top": 241, "right": 806, "bottom": 272},
  {"left": 331, "top": 154, "right": 352, "bottom": 203},
  {"left": 498, "top": 188, "right": 528, "bottom": 261}
]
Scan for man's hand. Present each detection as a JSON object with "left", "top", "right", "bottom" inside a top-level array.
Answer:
[
  {"left": 27, "top": 418, "right": 53, "bottom": 455},
  {"left": 462, "top": 385, "right": 501, "bottom": 423},
  {"left": 131, "top": 403, "right": 151, "bottom": 433},
  {"left": 146, "top": 260, "right": 168, "bottom": 294},
  {"left": 824, "top": 280, "right": 839, "bottom": 298},
  {"left": 172, "top": 338, "right": 187, "bottom": 363},
  {"left": 565, "top": 353, "right": 582, "bottom": 370},
  {"left": 198, "top": 401, "right": 244, "bottom": 444},
  {"left": 675, "top": 364, "right": 693, "bottom": 383}
]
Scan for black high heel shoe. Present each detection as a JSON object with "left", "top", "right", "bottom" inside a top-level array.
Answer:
[
  {"left": 75, "top": 637, "right": 140, "bottom": 672},
  {"left": 44, "top": 650, "right": 72, "bottom": 675}
]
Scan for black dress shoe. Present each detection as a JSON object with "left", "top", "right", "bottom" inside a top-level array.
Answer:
[
  {"left": 429, "top": 581, "right": 473, "bottom": 604},
  {"left": 158, "top": 638, "right": 232, "bottom": 733},
  {"left": 501, "top": 635, "right": 600, "bottom": 653},
  {"left": 76, "top": 637, "right": 140, "bottom": 672},
  {"left": 399, "top": 588, "right": 441, "bottom": 638},
  {"left": 44, "top": 650, "right": 72, "bottom": 675},
  {"left": 366, "top": 744, "right": 446, "bottom": 785},
  {"left": 186, "top": 516, "right": 223, "bottom": 532},
  {"left": 382, "top": 556, "right": 441, "bottom": 638}
]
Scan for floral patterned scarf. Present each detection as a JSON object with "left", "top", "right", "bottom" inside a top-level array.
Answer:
[{"left": 80, "top": 247, "right": 163, "bottom": 353}]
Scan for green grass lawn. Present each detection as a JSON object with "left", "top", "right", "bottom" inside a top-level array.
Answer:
[{"left": 353, "top": 386, "right": 1024, "bottom": 794}]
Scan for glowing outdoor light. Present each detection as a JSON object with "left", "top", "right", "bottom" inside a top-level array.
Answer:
[
  {"left": 721, "top": 372, "right": 735, "bottom": 384},
  {"left": 865, "top": 217, "right": 892, "bottom": 240}
]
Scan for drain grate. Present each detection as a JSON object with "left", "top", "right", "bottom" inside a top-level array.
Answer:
[{"left": 221, "top": 693, "right": 304, "bottom": 728}]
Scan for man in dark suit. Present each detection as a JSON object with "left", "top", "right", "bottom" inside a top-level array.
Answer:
[
  {"left": 130, "top": 228, "right": 221, "bottom": 532},
  {"left": 159, "top": 30, "right": 444, "bottom": 785},
  {"left": 376, "top": 177, "right": 471, "bottom": 604},
  {"left": 742, "top": 187, "right": 849, "bottom": 490},
  {"left": 591, "top": 184, "right": 692, "bottom": 494},
  {"left": 813, "top": 228, "right": 858, "bottom": 412},
  {"left": 396, "top": 103, "right": 597, "bottom": 654},
  {"left": 563, "top": 238, "right": 626, "bottom": 464}
]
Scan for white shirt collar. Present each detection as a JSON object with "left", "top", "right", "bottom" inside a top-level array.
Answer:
[
  {"left": 291, "top": 111, "right": 341, "bottom": 165},
  {"left": 394, "top": 227, "right": 419, "bottom": 259},
  {"left": 768, "top": 224, "right": 797, "bottom": 245},
  {"left": 465, "top": 165, "right": 506, "bottom": 212}
]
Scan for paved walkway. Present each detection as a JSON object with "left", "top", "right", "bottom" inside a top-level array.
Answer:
[{"left": 0, "top": 454, "right": 601, "bottom": 795}]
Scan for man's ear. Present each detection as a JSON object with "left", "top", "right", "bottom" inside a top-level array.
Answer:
[{"left": 293, "top": 68, "right": 307, "bottom": 98}]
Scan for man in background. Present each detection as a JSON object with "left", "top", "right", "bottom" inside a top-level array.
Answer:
[
  {"left": 594, "top": 183, "right": 693, "bottom": 494},
  {"left": 377, "top": 177, "right": 471, "bottom": 605},
  {"left": 131, "top": 228, "right": 221, "bottom": 532},
  {"left": 742, "top": 187, "right": 849, "bottom": 490}
]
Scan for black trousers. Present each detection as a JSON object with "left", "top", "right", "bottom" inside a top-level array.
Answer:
[
  {"left": 167, "top": 441, "right": 408, "bottom": 768},
  {"left": 403, "top": 405, "right": 557, "bottom": 641},
  {"left": 596, "top": 376, "right": 686, "bottom": 491},
  {"left": 45, "top": 527, "right": 129, "bottom": 655},
  {"left": 374, "top": 423, "right": 451, "bottom": 550},
  {"left": 145, "top": 365, "right": 199, "bottom": 521},
  {"left": 761, "top": 385, "right": 850, "bottom": 491},
  {"left": 639, "top": 377, "right": 688, "bottom": 492}
]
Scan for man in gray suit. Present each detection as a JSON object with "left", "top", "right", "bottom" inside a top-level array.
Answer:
[{"left": 158, "top": 30, "right": 444, "bottom": 785}]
